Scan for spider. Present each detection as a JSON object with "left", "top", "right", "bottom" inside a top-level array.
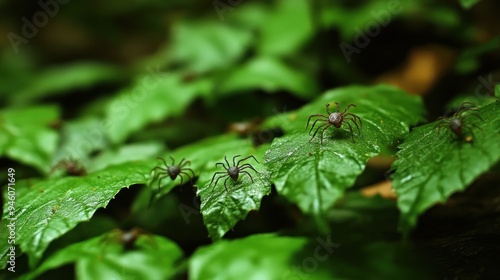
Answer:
[
  {"left": 50, "top": 159, "right": 86, "bottom": 176},
  {"left": 101, "top": 227, "right": 156, "bottom": 250},
  {"left": 306, "top": 102, "right": 362, "bottom": 144},
  {"left": 209, "top": 155, "right": 259, "bottom": 192},
  {"left": 435, "top": 102, "right": 484, "bottom": 142},
  {"left": 150, "top": 156, "right": 195, "bottom": 191}
]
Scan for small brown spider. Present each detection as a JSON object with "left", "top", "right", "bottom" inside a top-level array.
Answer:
[
  {"left": 150, "top": 156, "right": 195, "bottom": 191},
  {"left": 50, "top": 159, "right": 86, "bottom": 176},
  {"left": 435, "top": 102, "right": 484, "bottom": 142},
  {"left": 209, "top": 155, "right": 259, "bottom": 192},
  {"left": 101, "top": 227, "right": 156, "bottom": 250},
  {"left": 306, "top": 102, "right": 362, "bottom": 144}
]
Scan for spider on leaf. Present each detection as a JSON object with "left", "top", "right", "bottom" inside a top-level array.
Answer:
[
  {"left": 209, "top": 155, "right": 259, "bottom": 192},
  {"left": 434, "top": 102, "right": 484, "bottom": 142},
  {"left": 100, "top": 227, "right": 156, "bottom": 251},
  {"left": 306, "top": 102, "right": 362, "bottom": 144},
  {"left": 150, "top": 156, "right": 195, "bottom": 191}
]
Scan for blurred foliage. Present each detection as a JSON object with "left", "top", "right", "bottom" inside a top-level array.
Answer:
[{"left": 1, "top": 0, "right": 499, "bottom": 279}]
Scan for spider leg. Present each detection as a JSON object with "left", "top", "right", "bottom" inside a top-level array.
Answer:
[
  {"left": 180, "top": 170, "right": 193, "bottom": 178},
  {"left": 168, "top": 156, "right": 176, "bottom": 166},
  {"left": 346, "top": 113, "right": 362, "bottom": 128},
  {"left": 151, "top": 166, "right": 168, "bottom": 174},
  {"left": 236, "top": 155, "right": 259, "bottom": 165},
  {"left": 239, "top": 164, "right": 258, "bottom": 173},
  {"left": 240, "top": 170, "right": 255, "bottom": 183},
  {"left": 334, "top": 102, "right": 340, "bottom": 113},
  {"left": 456, "top": 102, "right": 477, "bottom": 115},
  {"left": 319, "top": 124, "right": 331, "bottom": 145},
  {"left": 210, "top": 171, "right": 228, "bottom": 188},
  {"left": 306, "top": 114, "right": 328, "bottom": 129},
  {"left": 178, "top": 174, "right": 184, "bottom": 187},
  {"left": 326, "top": 103, "right": 332, "bottom": 114},
  {"left": 183, "top": 168, "right": 195, "bottom": 178},
  {"left": 462, "top": 113, "right": 484, "bottom": 122},
  {"left": 308, "top": 118, "right": 327, "bottom": 135},
  {"left": 150, "top": 169, "right": 168, "bottom": 184},
  {"left": 309, "top": 123, "right": 329, "bottom": 143},
  {"left": 179, "top": 159, "right": 191, "bottom": 167},
  {"left": 232, "top": 155, "right": 241, "bottom": 167},
  {"left": 467, "top": 123, "right": 482, "bottom": 133},
  {"left": 180, "top": 171, "right": 194, "bottom": 187},
  {"left": 211, "top": 173, "right": 228, "bottom": 191},
  {"left": 216, "top": 162, "right": 227, "bottom": 170},
  {"left": 345, "top": 117, "right": 361, "bottom": 135},
  {"left": 464, "top": 123, "right": 481, "bottom": 142},
  {"left": 178, "top": 158, "right": 186, "bottom": 167},
  {"left": 223, "top": 177, "right": 231, "bottom": 192},
  {"left": 157, "top": 157, "right": 169, "bottom": 168},
  {"left": 224, "top": 156, "right": 231, "bottom": 169},
  {"left": 345, "top": 121, "right": 355, "bottom": 142},
  {"left": 157, "top": 174, "right": 169, "bottom": 191},
  {"left": 342, "top": 104, "right": 356, "bottom": 114}
]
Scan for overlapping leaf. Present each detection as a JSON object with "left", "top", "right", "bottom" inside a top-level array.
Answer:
[
  {"left": 0, "top": 106, "right": 59, "bottom": 173},
  {"left": 459, "top": 0, "right": 481, "bottom": 8},
  {"left": 392, "top": 100, "right": 500, "bottom": 231},
  {"left": 264, "top": 85, "right": 425, "bottom": 215},
  {"left": 218, "top": 56, "right": 317, "bottom": 99},
  {"left": 169, "top": 22, "right": 253, "bottom": 73},
  {"left": 258, "top": 0, "right": 313, "bottom": 56},
  {"left": 10, "top": 63, "right": 124, "bottom": 105},
  {"left": 189, "top": 233, "right": 429, "bottom": 280},
  {"left": 105, "top": 72, "right": 210, "bottom": 144},
  {"left": 190, "top": 234, "right": 309, "bottom": 280},
  {"left": 51, "top": 117, "right": 108, "bottom": 165},
  {"left": 0, "top": 161, "right": 154, "bottom": 268},
  {"left": 21, "top": 233, "right": 183, "bottom": 280}
]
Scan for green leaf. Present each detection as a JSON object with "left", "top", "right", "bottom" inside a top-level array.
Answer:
[
  {"left": 189, "top": 233, "right": 428, "bottom": 279},
  {"left": 218, "top": 56, "right": 318, "bottom": 99},
  {"left": 0, "top": 106, "right": 59, "bottom": 173},
  {"left": 392, "top": 100, "right": 500, "bottom": 231},
  {"left": 446, "top": 93, "right": 497, "bottom": 109},
  {"left": 495, "top": 84, "right": 500, "bottom": 98},
  {"left": 264, "top": 85, "right": 425, "bottom": 216},
  {"left": 11, "top": 63, "right": 124, "bottom": 105},
  {"left": 189, "top": 233, "right": 309, "bottom": 280},
  {"left": 197, "top": 164, "right": 270, "bottom": 241},
  {"left": 459, "top": 0, "right": 481, "bottom": 9},
  {"left": 89, "top": 142, "right": 164, "bottom": 173},
  {"left": 0, "top": 161, "right": 153, "bottom": 268},
  {"left": 151, "top": 134, "right": 271, "bottom": 240},
  {"left": 455, "top": 37, "right": 500, "bottom": 74},
  {"left": 105, "top": 73, "right": 209, "bottom": 144},
  {"left": 169, "top": 21, "right": 253, "bottom": 73},
  {"left": 21, "top": 232, "right": 183, "bottom": 280},
  {"left": 51, "top": 117, "right": 108, "bottom": 164},
  {"left": 258, "top": 0, "right": 313, "bottom": 56}
]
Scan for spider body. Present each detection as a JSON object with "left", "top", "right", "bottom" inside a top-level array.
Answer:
[
  {"left": 102, "top": 227, "right": 156, "bottom": 250},
  {"left": 449, "top": 119, "right": 462, "bottom": 136},
  {"left": 435, "top": 102, "right": 483, "bottom": 141},
  {"left": 150, "top": 156, "right": 195, "bottom": 190},
  {"left": 306, "top": 102, "right": 362, "bottom": 144},
  {"left": 210, "top": 155, "right": 259, "bottom": 191},
  {"left": 51, "top": 159, "right": 86, "bottom": 176},
  {"left": 328, "top": 112, "right": 343, "bottom": 128},
  {"left": 167, "top": 165, "right": 181, "bottom": 180}
]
